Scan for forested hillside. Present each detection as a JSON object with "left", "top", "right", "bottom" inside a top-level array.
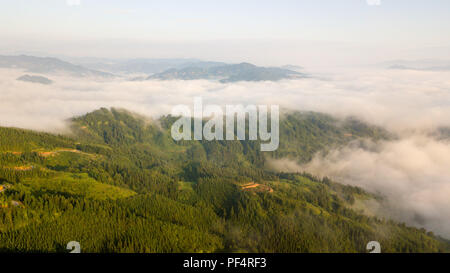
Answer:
[{"left": 0, "top": 108, "right": 447, "bottom": 253}]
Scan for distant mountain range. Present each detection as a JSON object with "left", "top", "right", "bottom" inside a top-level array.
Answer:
[
  {"left": 81, "top": 58, "right": 228, "bottom": 75},
  {"left": 384, "top": 59, "right": 450, "bottom": 71},
  {"left": 0, "top": 55, "right": 114, "bottom": 78},
  {"left": 147, "top": 62, "right": 305, "bottom": 83},
  {"left": 16, "top": 74, "right": 53, "bottom": 85},
  {"left": 389, "top": 64, "right": 450, "bottom": 71},
  {"left": 1, "top": 55, "right": 305, "bottom": 82},
  {"left": 72, "top": 57, "right": 306, "bottom": 82}
]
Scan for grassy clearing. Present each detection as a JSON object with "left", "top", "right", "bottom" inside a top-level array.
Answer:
[{"left": 19, "top": 173, "right": 136, "bottom": 200}]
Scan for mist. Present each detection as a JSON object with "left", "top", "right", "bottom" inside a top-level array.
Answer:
[
  {"left": 271, "top": 135, "right": 450, "bottom": 237},
  {"left": 1, "top": 66, "right": 450, "bottom": 237}
]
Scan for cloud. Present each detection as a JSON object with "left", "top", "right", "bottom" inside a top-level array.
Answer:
[{"left": 297, "top": 136, "right": 450, "bottom": 237}]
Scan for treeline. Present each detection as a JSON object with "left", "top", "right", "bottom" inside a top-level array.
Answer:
[{"left": 0, "top": 127, "right": 74, "bottom": 152}]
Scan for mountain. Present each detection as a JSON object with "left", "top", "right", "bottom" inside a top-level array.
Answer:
[
  {"left": 78, "top": 58, "right": 227, "bottom": 75},
  {"left": 280, "top": 65, "right": 304, "bottom": 71},
  {"left": 0, "top": 55, "right": 115, "bottom": 78},
  {"left": 80, "top": 58, "right": 200, "bottom": 74},
  {"left": 433, "top": 127, "right": 450, "bottom": 140},
  {"left": 389, "top": 65, "right": 450, "bottom": 71},
  {"left": 384, "top": 59, "right": 450, "bottom": 71},
  {"left": 16, "top": 74, "right": 53, "bottom": 85},
  {"left": 37, "top": 57, "right": 307, "bottom": 81},
  {"left": 147, "top": 62, "right": 305, "bottom": 82},
  {"left": 0, "top": 108, "right": 447, "bottom": 253}
]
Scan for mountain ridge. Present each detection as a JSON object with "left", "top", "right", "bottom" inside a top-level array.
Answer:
[
  {"left": 147, "top": 62, "right": 305, "bottom": 82},
  {"left": 16, "top": 74, "right": 53, "bottom": 85}
]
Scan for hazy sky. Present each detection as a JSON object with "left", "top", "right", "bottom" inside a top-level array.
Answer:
[{"left": 1, "top": 0, "right": 450, "bottom": 66}]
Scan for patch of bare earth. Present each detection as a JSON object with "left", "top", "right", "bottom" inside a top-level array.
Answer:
[{"left": 240, "top": 182, "right": 273, "bottom": 193}]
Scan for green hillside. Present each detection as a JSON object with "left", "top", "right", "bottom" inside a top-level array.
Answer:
[{"left": 0, "top": 108, "right": 447, "bottom": 253}]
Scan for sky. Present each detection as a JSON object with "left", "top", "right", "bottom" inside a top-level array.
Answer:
[{"left": 1, "top": 0, "right": 450, "bottom": 66}]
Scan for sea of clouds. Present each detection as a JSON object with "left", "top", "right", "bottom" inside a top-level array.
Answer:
[{"left": 1, "top": 67, "right": 450, "bottom": 237}]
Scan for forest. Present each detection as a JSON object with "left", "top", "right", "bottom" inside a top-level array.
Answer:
[{"left": 0, "top": 108, "right": 448, "bottom": 253}]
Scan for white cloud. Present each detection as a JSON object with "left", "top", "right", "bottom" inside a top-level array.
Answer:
[
  {"left": 66, "top": 0, "right": 81, "bottom": 7},
  {"left": 299, "top": 136, "right": 450, "bottom": 237}
]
